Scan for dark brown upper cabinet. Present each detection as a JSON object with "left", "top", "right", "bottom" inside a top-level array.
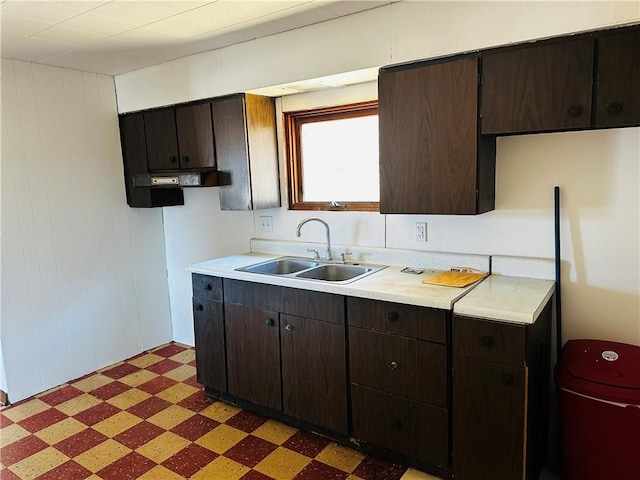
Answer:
[
  {"left": 145, "top": 102, "right": 215, "bottom": 171},
  {"left": 118, "top": 112, "right": 184, "bottom": 208},
  {"left": 212, "top": 93, "right": 280, "bottom": 211},
  {"left": 481, "top": 37, "right": 594, "bottom": 135},
  {"left": 595, "top": 26, "right": 640, "bottom": 128},
  {"left": 379, "top": 55, "right": 496, "bottom": 215}
]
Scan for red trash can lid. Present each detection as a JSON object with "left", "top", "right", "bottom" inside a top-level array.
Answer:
[{"left": 555, "top": 339, "right": 640, "bottom": 404}]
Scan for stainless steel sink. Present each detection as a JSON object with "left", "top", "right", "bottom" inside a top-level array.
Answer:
[
  {"left": 236, "top": 256, "right": 386, "bottom": 284},
  {"left": 240, "top": 258, "right": 318, "bottom": 275},
  {"left": 295, "top": 264, "right": 374, "bottom": 282}
]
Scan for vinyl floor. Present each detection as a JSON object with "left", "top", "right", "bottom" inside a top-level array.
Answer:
[{"left": 0, "top": 342, "right": 439, "bottom": 480}]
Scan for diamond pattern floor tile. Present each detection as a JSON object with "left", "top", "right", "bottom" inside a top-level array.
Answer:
[{"left": 0, "top": 342, "right": 439, "bottom": 480}]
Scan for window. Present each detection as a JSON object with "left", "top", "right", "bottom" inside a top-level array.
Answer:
[{"left": 284, "top": 101, "right": 379, "bottom": 211}]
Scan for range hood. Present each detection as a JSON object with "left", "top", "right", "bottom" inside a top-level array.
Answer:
[{"left": 134, "top": 170, "right": 230, "bottom": 188}]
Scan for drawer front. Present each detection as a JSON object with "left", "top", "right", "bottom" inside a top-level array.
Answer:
[
  {"left": 224, "top": 279, "right": 344, "bottom": 324},
  {"left": 349, "top": 327, "right": 446, "bottom": 407},
  {"left": 453, "top": 315, "right": 526, "bottom": 366},
  {"left": 192, "top": 274, "right": 223, "bottom": 302},
  {"left": 351, "top": 384, "right": 448, "bottom": 468},
  {"left": 347, "top": 297, "right": 446, "bottom": 343}
]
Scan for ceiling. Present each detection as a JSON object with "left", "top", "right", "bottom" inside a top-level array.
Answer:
[{"left": 0, "top": 0, "right": 395, "bottom": 76}]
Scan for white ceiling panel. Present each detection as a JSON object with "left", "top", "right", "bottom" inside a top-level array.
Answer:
[{"left": 0, "top": 0, "right": 397, "bottom": 75}]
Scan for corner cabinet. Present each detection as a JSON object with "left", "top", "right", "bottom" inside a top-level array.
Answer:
[
  {"left": 212, "top": 94, "right": 281, "bottom": 211},
  {"left": 378, "top": 55, "right": 496, "bottom": 215},
  {"left": 118, "top": 93, "right": 280, "bottom": 210},
  {"left": 119, "top": 112, "right": 184, "bottom": 208},
  {"left": 452, "top": 299, "right": 552, "bottom": 480}
]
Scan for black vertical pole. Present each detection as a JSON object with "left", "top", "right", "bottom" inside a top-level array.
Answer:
[{"left": 554, "top": 186, "right": 562, "bottom": 357}]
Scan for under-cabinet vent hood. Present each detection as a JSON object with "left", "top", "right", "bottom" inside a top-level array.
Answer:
[{"left": 134, "top": 171, "right": 230, "bottom": 188}]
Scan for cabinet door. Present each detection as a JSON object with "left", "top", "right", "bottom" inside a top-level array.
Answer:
[
  {"left": 193, "top": 298, "right": 226, "bottom": 392},
  {"left": 225, "top": 303, "right": 281, "bottom": 410},
  {"left": 144, "top": 108, "right": 179, "bottom": 171},
  {"left": 453, "top": 355, "right": 526, "bottom": 480},
  {"left": 280, "top": 314, "right": 347, "bottom": 434},
  {"left": 176, "top": 103, "right": 215, "bottom": 169},
  {"left": 595, "top": 27, "right": 640, "bottom": 128},
  {"left": 379, "top": 56, "right": 481, "bottom": 214},
  {"left": 119, "top": 113, "right": 184, "bottom": 208},
  {"left": 212, "top": 96, "right": 252, "bottom": 210},
  {"left": 482, "top": 38, "right": 594, "bottom": 134}
]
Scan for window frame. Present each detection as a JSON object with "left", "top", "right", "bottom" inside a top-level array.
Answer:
[{"left": 284, "top": 100, "right": 380, "bottom": 212}]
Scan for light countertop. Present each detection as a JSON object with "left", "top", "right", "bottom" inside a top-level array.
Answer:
[
  {"left": 189, "top": 251, "right": 555, "bottom": 323},
  {"left": 188, "top": 253, "right": 479, "bottom": 311}
]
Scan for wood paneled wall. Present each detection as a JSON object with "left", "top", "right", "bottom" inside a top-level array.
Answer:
[{"left": 1, "top": 60, "right": 173, "bottom": 402}]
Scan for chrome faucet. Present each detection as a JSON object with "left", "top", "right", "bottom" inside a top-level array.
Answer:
[{"left": 296, "top": 217, "right": 332, "bottom": 261}]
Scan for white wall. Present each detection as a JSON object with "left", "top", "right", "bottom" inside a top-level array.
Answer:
[
  {"left": 114, "top": 1, "right": 640, "bottom": 348},
  {"left": 1, "top": 60, "right": 173, "bottom": 402}
]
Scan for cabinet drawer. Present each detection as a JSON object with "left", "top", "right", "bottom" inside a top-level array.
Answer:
[
  {"left": 347, "top": 297, "right": 446, "bottom": 343},
  {"left": 192, "top": 274, "right": 223, "bottom": 302},
  {"left": 349, "top": 327, "right": 446, "bottom": 407},
  {"left": 351, "top": 384, "right": 448, "bottom": 468},
  {"left": 224, "top": 279, "right": 344, "bottom": 324},
  {"left": 453, "top": 315, "right": 526, "bottom": 366}
]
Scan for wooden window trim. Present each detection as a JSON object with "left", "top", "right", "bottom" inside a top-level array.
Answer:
[{"left": 284, "top": 101, "right": 379, "bottom": 212}]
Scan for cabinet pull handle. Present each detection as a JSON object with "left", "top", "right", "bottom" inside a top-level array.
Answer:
[
  {"left": 481, "top": 335, "right": 494, "bottom": 347},
  {"left": 567, "top": 105, "right": 582, "bottom": 117},
  {"left": 195, "top": 304, "right": 204, "bottom": 311},
  {"left": 169, "top": 156, "right": 178, "bottom": 163},
  {"left": 265, "top": 318, "right": 275, "bottom": 327},
  {"left": 607, "top": 102, "right": 623, "bottom": 115},
  {"left": 182, "top": 156, "right": 190, "bottom": 163},
  {"left": 389, "top": 361, "right": 398, "bottom": 370},
  {"left": 501, "top": 374, "right": 515, "bottom": 386},
  {"left": 391, "top": 420, "right": 402, "bottom": 429},
  {"left": 284, "top": 324, "right": 293, "bottom": 331},
  {"left": 205, "top": 283, "right": 213, "bottom": 291},
  {"left": 387, "top": 312, "right": 399, "bottom": 322}
]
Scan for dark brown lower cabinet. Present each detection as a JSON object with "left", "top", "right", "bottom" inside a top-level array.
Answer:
[
  {"left": 281, "top": 314, "right": 347, "bottom": 434},
  {"left": 192, "top": 298, "right": 226, "bottom": 392},
  {"left": 453, "top": 355, "right": 526, "bottom": 480},
  {"left": 452, "top": 299, "right": 552, "bottom": 480},
  {"left": 225, "top": 303, "right": 281, "bottom": 410},
  {"left": 352, "top": 384, "right": 448, "bottom": 467}
]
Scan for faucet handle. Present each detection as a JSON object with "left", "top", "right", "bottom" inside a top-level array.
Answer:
[
  {"left": 306, "top": 249, "right": 320, "bottom": 261},
  {"left": 339, "top": 251, "right": 352, "bottom": 263}
]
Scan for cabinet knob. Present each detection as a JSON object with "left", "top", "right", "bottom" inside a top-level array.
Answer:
[
  {"left": 607, "top": 102, "right": 623, "bottom": 115},
  {"left": 182, "top": 156, "right": 190, "bottom": 163},
  {"left": 265, "top": 318, "right": 275, "bottom": 327},
  {"left": 567, "top": 105, "right": 582, "bottom": 117},
  {"left": 481, "top": 335, "right": 494, "bottom": 347},
  {"left": 169, "top": 156, "right": 178, "bottom": 163},
  {"left": 285, "top": 324, "right": 293, "bottom": 331},
  {"left": 391, "top": 420, "right": 402, "bottom": 429},
  {"left": 387, "top": 312, "right": 399, "bottom": 322},
  {"left": 205, "top": 283, "right": 213, "bottom": 291},
  {"left": 389, "top": 361, "right": 398, "bottom": 370},
  {"left": 501, "top": 373, "right": 515, "bottom": 386},
  {"left": 195, "top": 304, "right": 204, "bottom": 311}
]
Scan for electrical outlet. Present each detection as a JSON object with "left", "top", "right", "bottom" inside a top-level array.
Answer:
[
  {"left": 415, "top": 222, "right": 427, "bottom": 242},
  {"left": 259, "top": 216, "right": 273, "bottom": 232}
]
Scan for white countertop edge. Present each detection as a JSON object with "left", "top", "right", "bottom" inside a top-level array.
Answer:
[{"left": 453, "top": 276, "right": 556, "bottom": 325}]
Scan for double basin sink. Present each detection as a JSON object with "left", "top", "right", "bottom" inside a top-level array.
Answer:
[{"left": 236, "top": 256, "right": 386, "bottom": 284}]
